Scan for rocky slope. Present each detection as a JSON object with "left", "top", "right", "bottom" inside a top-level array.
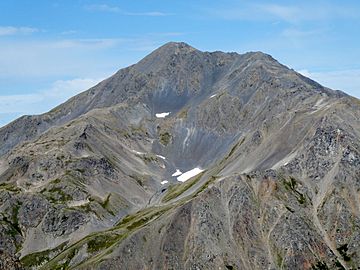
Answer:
[{"left": 0, "top": 42, "right": 359, "bottom": 270}]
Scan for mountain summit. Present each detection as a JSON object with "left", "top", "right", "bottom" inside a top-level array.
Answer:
[{"left": 0, "top": 42, "right": 359, "bottom": 270}]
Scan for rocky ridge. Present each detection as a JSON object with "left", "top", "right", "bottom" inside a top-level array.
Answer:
[{"left": 0, "top": 42, "right": 359, "bottom": 270}]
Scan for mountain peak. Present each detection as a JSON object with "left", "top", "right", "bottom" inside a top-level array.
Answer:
[
  {"left": 134, "top": 41, "right": 200, "bottom": 72},
  {"left": 0, "top": 41, "right": 359, "bottom": 270},
  {"left": 146, "top": 41, "right": 198, "bottom": 59},
  {"left": 157, "top": 41, "right": 197, "bottom": 53}
]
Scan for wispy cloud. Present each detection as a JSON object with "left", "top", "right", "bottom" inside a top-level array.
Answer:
[
  {"left": 85, "top": 4, "right": 120, "bottom": 13},
  {"left": 0, "top": 77, "right": 103, "bottom": 115},
  {"left": 123, "top": 11, "right": 168, "bottom": 17},
  {"left": 49, "top": 38, "right": 126, "bottom": 49},
  {"left": 0, "top": 38, "right": 127, "bottom": 78},
  {"left": 0, "top": 34, "right": 180, "bottom": 79},
  {"left": 257, "top": 4, "right": 299, "bottom": 23},
  {"left": 0, "top": 94, "right": 43, "bottom": 113},
  {"left": 281, "top": 28, "right": 324, "bottom": 38},
  {"left": 44, "top": 78, "right": 103, "bottom": 99},
  {"left": 0, "top": 26, "right": 39, "bottom": 36},
  {"left": 298, "top": 69, "right": 360, "bottom": 98},
  {"left": 0, "top": 77, "right": 105, "bottom": 127},
  {"left": 209, "top": 3, "right": 359, "bottom": 24},
  {"left": 85, "top": 4, "right": 170, "bottom": 16},
  {"left": 259, "top": 3, "right": 359, "bottom": 23}
]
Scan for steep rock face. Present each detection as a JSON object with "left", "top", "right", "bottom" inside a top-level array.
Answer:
[
  {"left": 0, "top": 250, "right": 23, "bottom": 270},
  {"left": 0, "top": 42, "right": 359, "bottom": 270}
]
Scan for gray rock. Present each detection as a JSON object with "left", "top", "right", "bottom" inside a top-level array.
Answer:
[{"left": 0, "top": 42, "right": 358, "bottom": 269}]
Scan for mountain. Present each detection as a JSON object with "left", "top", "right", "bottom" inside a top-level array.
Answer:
[{"left": 0, "top": 42, "right": 359, "bottom": 270}]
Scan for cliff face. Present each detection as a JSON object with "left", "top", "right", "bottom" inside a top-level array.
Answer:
[{"left": 0, "top": 42, "right": 359, "bottom": 270}]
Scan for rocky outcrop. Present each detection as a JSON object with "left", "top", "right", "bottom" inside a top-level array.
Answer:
[
  {"left": 0, "top": 42, "right": 359, "bottom": 269},
  {"left": 0, "top": 250, "right": 23, "bottom": 270}
]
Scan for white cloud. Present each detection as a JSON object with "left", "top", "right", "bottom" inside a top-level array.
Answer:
[
  {"left": 210, "top": 3, "right": 359, "bottom": 23},
  {"left": 0, "top": 35, "right": 180, "bottom": 79},
  {"left": 44, "top": 78, "right": 103, "bottom": 100},
  {"left": 0, "top": 94, "right": 43, "bottom": 113},
  {"left": 0, "top": 77, "right": 103, "bottom": 116},
  {"left": 123, "top": 11, "right": 168, "bottom": 17},
  {"left": 208, "top": 4, "right": 299, "bottom": 22},
  {"left": 85, "top": 4, "right": 169, "bottom": 16},
  {"left": 85, "top": 4, "right": 120, "bottom": 13},
  {"left": 48, "top": 38, "right": 125, "bottom": 49},
  {"left": 258, "top": 4, "right": 299, "bottom": 23},
  {"left": 0, "top": 31, "right": 184, "bottom": 127},
  {"left": 281, "top": 28, "right": 322, "bottom": 38},
  {"left": 298, "top": 69, "right": 360, "bottom": 98},
  {"left": 297, "top": 69, "right": 312, "bottom": 78},
  {"left": 0, "top": 26, "right": 39, "bottom": 36},
  {"left": 0, "top": 38, "right": 130, "bottom": 78}
]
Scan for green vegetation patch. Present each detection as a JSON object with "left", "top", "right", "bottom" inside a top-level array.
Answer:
[
  {"left": 335, "top": 260, "right": 346, "bottom": 270},
  {"left": 38, "top": 245, "right": 78, "bottom": 270},
  {"left": 276, "top": 252, "right": 283, "bottom": 267},
  {"left": 78, "top": 202, "right": 93, "bottom": 215},
  {"left": 42, "top": 186, "right": 73, "bottom": 203},
  {"left": 162, "top": 172, "right": 205, "bottom": 203},
  {"left": 130, "top": 125, "right": 149, "bottom": 137},
  {"left": 218, "top": 137, "right": 246, "bottom": 168},
  {"left": 1, "top": 202, "right": 23, "bottom": 237},
  {"left": 51, "top": 178, "right": 62, "bottom": 184},
  {"left": 193, "top": 176, "right": 218, "bottom": 197},
  {"left": 283, "top": 177, "right": 297, "bottom": 191},
  {"left": 121, "top": 205, "right": 171, "bottom": 231},
  {"left": 140, "top": 154, "right": 157, "bottom": 164},
  {"left": 12, "top": 203, "right": 22, "bottom": 235},
  {"left": 87, "top": 234, "right": 122, "bottom": 253},
  {"left": 129, "top": 174, "right": 151, "bottom": 187},
  {"left": 99, "top": 193, "right": 115, "bottom": 216},
  {"left": 178, "top": 108, "right": 189, "bottom": 119},
  {"left": 42, "top": 205, "right": 172, "bottom": 269},
  {"left": 21, "top": 242, "right": 67, "bottom": 268},
  {"left": 297, "top": 193, "right": 306, "bottom": 204},
  {"left": 337, "top": 244, "right": 351, "bottom": 262},
  {"left": 311, "top": 261, "right": 329, "bottom": 270},
  {"left": 159, "top": 132, "right": 171, "bottom": 146},
  {"left": 120, "top": 131, "right": 131, "bottom": 139},
  {"left": 282, "top": 176, "right": 307, "bottom": 205},
  {"left": 52, "top": 247, "right": 78, "bottom": 270},
  {"left": 0, "top": 183, "right": 21, "bottom": 192}
]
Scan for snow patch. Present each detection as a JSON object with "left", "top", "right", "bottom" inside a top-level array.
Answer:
[
  {"left": 172, "top": 169, "right": 183, "bottom": 177},
  {"left": 156, "top": 112, "right": 170, "bottom": 118},
  {"left": 209, "top": 94, "right": 217, "bottom": 98},
  {"left": 131, "top": 150, "right": 145, "bottom": 155},
  {"left": 177, "top": 168, "right": 204, "bottom": 182},
  {"left": 156, "top": 155, "right": 166, "bottom": 160},
  {"left": 161, "top": 180, "right": 169, "bottom": 185}
]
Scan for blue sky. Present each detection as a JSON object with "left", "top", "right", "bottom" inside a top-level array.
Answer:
[{"left": 0, "top": 0, "right": 359, "bottom": 127}]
